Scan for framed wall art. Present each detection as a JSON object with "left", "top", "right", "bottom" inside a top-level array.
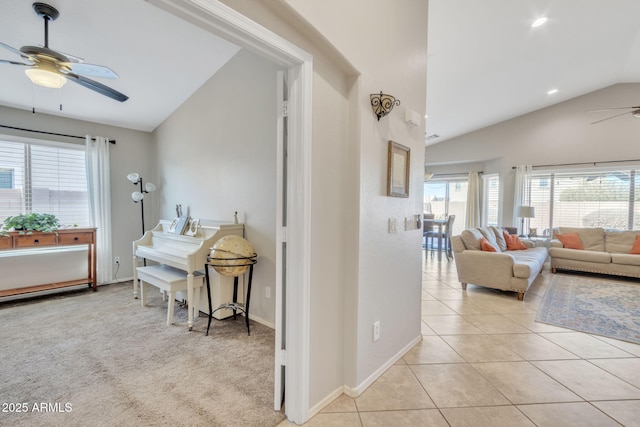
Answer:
[{"left": 387, "top": 140, "right": 410, "bottom": 198}]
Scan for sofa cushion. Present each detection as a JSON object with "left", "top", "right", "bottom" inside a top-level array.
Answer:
[
  {"left": 605, "top": 230, "right": 640, "bottom": 253},
  {"left": 481, "top": 237, "right": 498, "bottom": 252},
  {"left": 491, "top": 226, "right": 508, "bottom": 251},
  {"left": 631, "top": 235, "right": 640, "bottom": 254},
  {"left": 549, "top": 247, "right": 611, "bottom": 264},
  {"left": 503, "top": 232, "right": 527, "bottom": 250},
  {"left": 558, "top": 227, "right": 605, "bottom": 251},
  {"left": 555, "top": 233, "right": 584, "bottom": 250},
  {"left": 460, "top": 228, "right": 484, "bottom": 250},
  {"left": 509, "top": 247, "right": 546, "bottom": 279},
  {"left": 612, "top": 252, "right": 640, "bottom": 266},
  {"left": 479, "top": 227, "right": 502, "bottom": 252}
]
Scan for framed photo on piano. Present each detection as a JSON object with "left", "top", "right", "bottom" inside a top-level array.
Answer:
[
  {"left": 167, "top": 218, "right": 179, "bottom": 234},
  {"left": 185, "top": 218, "right": 200, "bottom": 236}
]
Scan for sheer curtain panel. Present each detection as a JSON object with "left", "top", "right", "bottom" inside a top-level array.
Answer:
[
  {"left": 85, "top": 136, "right": 112, "bottom": 284},
  {"left": 513, "top": 165, "right": 532, "bottom": 234},
  {"left": 465, "top": 171, "right": 480, "bottom": 228}
]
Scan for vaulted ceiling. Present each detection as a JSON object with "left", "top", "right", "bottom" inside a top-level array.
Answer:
[
  {"left": 2, "top": 1, "right": 640, "bottom": 138},
  {"left": 0, "top": 0, "right": 239, "bottom": 131},
  {"left": 426, "top": 0, "right": 640, "bottom": 144}
]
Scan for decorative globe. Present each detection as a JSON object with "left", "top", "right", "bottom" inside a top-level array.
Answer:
[{"left": 209, "top": 235, "right": 256, "bottom": 277}]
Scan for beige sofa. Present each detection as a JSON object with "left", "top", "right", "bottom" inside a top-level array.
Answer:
[
  {"left": 451, "top": 226, "right": 548, "bottom": 300},
  {"left": 549, "top": 227, "right": 640, "bottom": 278}
]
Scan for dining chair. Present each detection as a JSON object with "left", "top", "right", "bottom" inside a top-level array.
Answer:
[
  {"left": 423, "top": 213, "right": 435, "bottom": 252},
  {"left": 426, "top": 215, "right": 455, "bottom": 260},
  {"left": 443, "top": 215, "right": 456, "bottom": 260}
]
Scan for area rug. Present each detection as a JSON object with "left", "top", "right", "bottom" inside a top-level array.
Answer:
[
  {"left": 0, "top": 282, "right": 285, "bottom": 427},
  {"left": 536, "top": 274, "right": 640, "bottom": 344}
]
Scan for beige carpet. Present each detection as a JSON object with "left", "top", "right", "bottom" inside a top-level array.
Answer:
[{"left": 0, "top": 282, "right": 285, "bottom": 427}]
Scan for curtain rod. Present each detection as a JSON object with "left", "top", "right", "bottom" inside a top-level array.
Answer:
[
  {"left": 0, "top": 124, "right": 116, "bottom": 144},
  {"left": 511, "top": 159, "right": 640, "bottom": 169}
]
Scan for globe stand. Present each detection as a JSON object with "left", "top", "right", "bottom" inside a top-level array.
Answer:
[{"left": 204, "top": 253, "right": 257, "bottom": 336}]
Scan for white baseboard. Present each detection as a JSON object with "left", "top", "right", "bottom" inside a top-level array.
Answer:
[
  {"left": 308, "top": 385, "right": 345, "bottom": 419},
  {"left": 307, "top": 334, "right": 422, "bottom": 419},
  {"left": 343, "top": 334, "right": 422, "bottom": 398}
]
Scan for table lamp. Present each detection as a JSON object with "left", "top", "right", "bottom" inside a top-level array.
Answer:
[{"left": 516, "top": 205, "right": 535, "bottom": 237}]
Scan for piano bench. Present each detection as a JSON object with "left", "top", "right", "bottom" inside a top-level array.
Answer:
[{"left": 136, "top": 265, "right": 204, "bottom": 327}]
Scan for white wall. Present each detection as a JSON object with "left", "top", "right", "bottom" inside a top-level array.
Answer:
[
  {"left": 284, "top": 0, "right": 429, "bottom": 392},
  {"left": 219, "top": 0, "right": 428, "bottom": 410},
  {"left": 218, "top": 0, "right": 358, "bottom": 409},
  {"left": 426, "top": 83, "right": 640, "bottom": 226},
  {"left": 0, "top": 105, "right": 154, "bottom": 287},
  {"left": 153, "top": 49, "right": 282, "bottom": 326}
]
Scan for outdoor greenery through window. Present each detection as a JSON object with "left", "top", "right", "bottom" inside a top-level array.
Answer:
[
  {"left": 0, "top": 137, "right": 89, "bottom": 229},
  {"left": 525, "top": 169, "right": 639, "bottom": 235}
]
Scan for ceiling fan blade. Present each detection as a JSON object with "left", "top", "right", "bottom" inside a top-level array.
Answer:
[
  {"left": 0, "top": 41, "right": 24, "bottom": 57},
  {"left": 590, "top": 111, "right": 631, "bottom": 124},
  {"left": 65, "top": 73, "right": 128, "bottom": 102},
  {"left": 0, "top": 59, "right": 32, "bottom": 66},
  {"left": 64, "top": 62, "right": 118, "bottom": 79},
  {"left": 0, "top": 42, "right": 35, "bottom": 64},
  {"left": 588, "top": 106, "right": 640, "bottom": 113}
]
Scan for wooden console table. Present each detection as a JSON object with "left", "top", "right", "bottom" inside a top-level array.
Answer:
[{"left": 0, "top": 228, "right": 97, "bottom": 297}]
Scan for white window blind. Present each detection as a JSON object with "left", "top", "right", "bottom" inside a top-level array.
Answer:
[
  {"left": 482, "top": 174, "right": 500, "bottom": 226},
  {"left": 0, "top": 139, "right": 89, "bottom": 227},
  {"left": 526, "top": 169, "right": 637, "bottom": 233}
]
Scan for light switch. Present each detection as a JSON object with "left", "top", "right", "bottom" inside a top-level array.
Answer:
[{"left": 388, "top": 218, "right": 398, "bottom": 233}]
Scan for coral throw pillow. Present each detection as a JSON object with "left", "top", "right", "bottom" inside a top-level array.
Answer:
[
  {"left": 630, "top": 235, "right": 640, "bottom": 254},
  {"left": 480, "top": 237, "right": 497, "bottom": 252},
  {"left": 555, "top": 233, "right": 584, "bottom": 250},
  {"left": 503, "top": 231, "right": 527, "bottom": 250}
]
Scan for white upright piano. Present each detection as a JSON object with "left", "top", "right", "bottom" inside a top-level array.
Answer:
[{"left": 132, "top": 220, "right": 244, "bottom": 328}]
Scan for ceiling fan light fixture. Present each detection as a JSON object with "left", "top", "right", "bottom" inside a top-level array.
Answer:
[
  {"left": 532, "top": 17, "right": 548, "bottom": 28},
  {"left": 25, "top": 67, "right": 67, "bottom": 88}
]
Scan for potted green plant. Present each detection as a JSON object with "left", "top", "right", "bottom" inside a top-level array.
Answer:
[{"left": 1, "top": 213, "right": 61, "bottom": 235}]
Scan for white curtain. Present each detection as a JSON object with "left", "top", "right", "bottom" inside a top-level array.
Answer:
[
  {"left": 465, "top": 171, "right": 481, "bottom": 228},
  {"left": 513, "top": 164, "right": 532, "bottom": 234},
  {"left": 85, "top": 136, "right": 113, "bottom": 284}
]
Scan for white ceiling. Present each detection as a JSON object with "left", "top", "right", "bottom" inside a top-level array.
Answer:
[
  {"left": 426, "top": 0, "right": 640, "bottom": 145},
  {"left": 3, "top": 1, "right": 640, "bottom": 138},
  {"left": 0, "top": 0, "right": 240, "bottom": 132}
]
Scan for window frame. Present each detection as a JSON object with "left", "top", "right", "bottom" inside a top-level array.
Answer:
[
  {"left": 0, "top": 134, "right": 89, "bottom": 229},
  {"left": 522, "top": 166, "right": 639, "bottom": 232}
]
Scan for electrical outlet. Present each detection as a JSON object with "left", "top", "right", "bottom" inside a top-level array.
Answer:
[
  {"left": 373, "top": 321, "right": 380, "bottom": 342},
  {"left": 265, "top": 287, "right": 271, "bottom": 298},
  {"left": 114, "top": 256, "right": 120, "bottom": 264}
]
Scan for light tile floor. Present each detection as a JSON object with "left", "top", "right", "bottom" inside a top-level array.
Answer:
[{"left": 278, "top": 254, "right": 640, "bottom": 426}]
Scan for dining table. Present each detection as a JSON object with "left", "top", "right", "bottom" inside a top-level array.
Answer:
[{"left": 426, "top": 218, "right": 449, "bottom": 262}]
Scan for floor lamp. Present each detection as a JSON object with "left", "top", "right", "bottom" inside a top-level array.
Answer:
[
  {"left": 516, "top": 205, "right": 535, "bottom": 237},
  {"left": 127, "top": 173, "right": 156, "bottom": 235}
]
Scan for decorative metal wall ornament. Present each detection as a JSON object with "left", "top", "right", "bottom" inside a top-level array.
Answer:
[{"left": 370, "top": 91, "right": 401, "bottom": 121}]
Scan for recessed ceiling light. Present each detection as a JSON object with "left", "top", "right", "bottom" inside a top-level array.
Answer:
[
  {"left": 547, "top": 88, "right": 558, "bottom": 95},
  {"left": 532, "top": 17, "right": 548, "bottom": 28},
  {"left": 425, "top": 114, "right": 428, "bottom": 119}
]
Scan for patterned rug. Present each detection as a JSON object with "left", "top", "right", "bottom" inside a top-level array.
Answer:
[{"left": 536, "top": 274, "right": 640, "bottom": 344}]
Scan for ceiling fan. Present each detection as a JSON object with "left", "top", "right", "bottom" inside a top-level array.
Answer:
[
  {"left": 588, "top": 106, "right": 640, "bottom": 124},
  {"left": 0, "top": 2, "right": 128, "bottom": 102}
]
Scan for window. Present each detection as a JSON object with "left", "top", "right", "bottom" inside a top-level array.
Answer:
[
  {"left": 0, "top": 138, "right": 89, "bottom": 228},
  {"left": 482, "top": 174, "right": 500, "bottom": 226},
  {"left": 0, "top": 168, "right": 14, "bottom": 189},
  {"left": 524, "top": 168, "right": 638, "bottom": 233},
  {"left": 424, "top": 178, "right": 468, "bottom": 235}
]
